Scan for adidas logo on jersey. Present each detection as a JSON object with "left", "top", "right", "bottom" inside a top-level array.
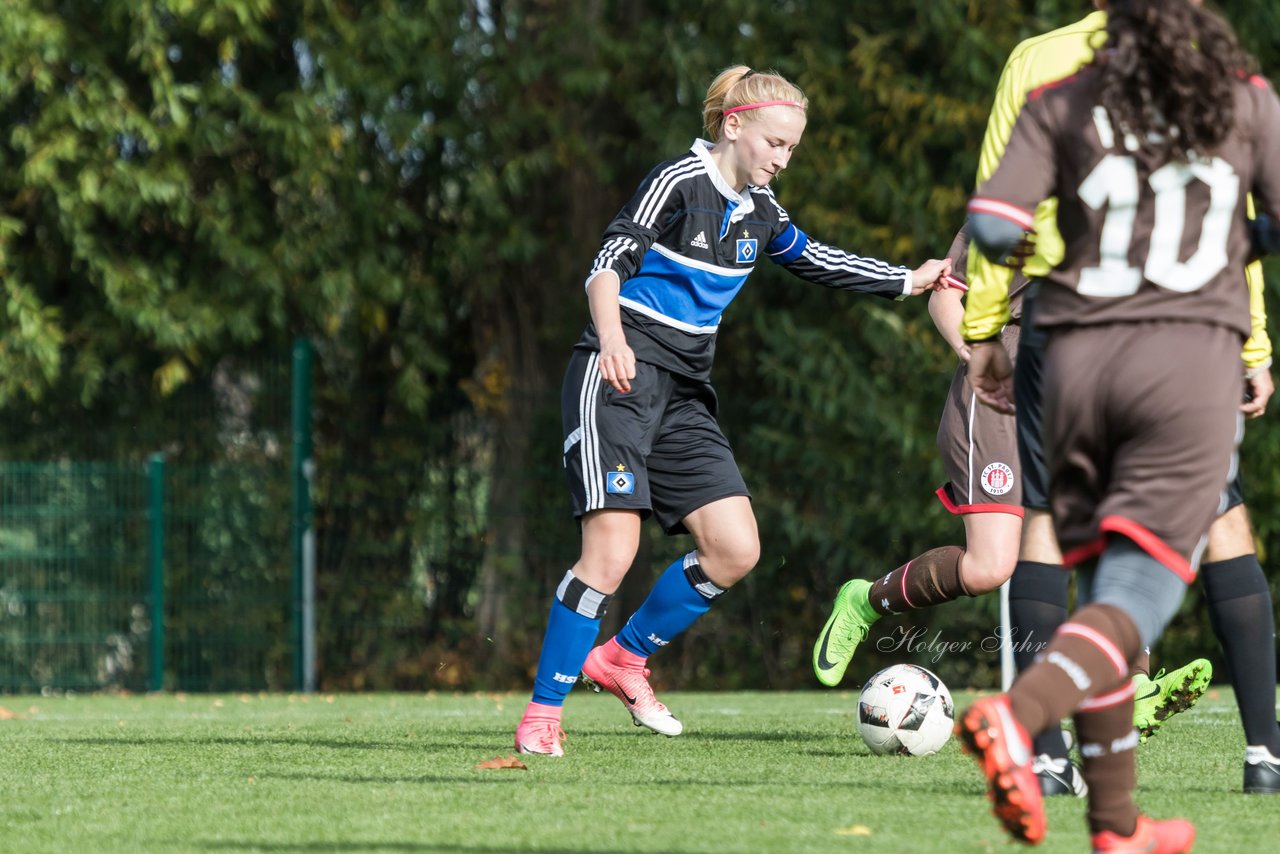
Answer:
[{"left": 690, "top": 230, "right": 709, "bottom": 249}]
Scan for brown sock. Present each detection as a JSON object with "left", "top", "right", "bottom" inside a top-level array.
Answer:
[
  {"left": 1129, "top": 647, "right": 1150, "bottom": 679},
  {"left": 1075, "top": 689, "right": 1139, "bottom": 837},
  {"left": 869, "top": 546, "right": 967, "bottom": 615},
  {"left": 1007, "top": 603, "right": 1142, "bottom": 736}
]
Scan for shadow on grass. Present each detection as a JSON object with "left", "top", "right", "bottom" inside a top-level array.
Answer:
[
  {"left": 193, "top": 843, "right": 607, "bottom": 853},
  {"left": 257, "top": 772, "right": 549, "bottom": 785},
  {"left": 678, "top": 731, "right": 813, "bottom": 743},
  {"left": 251, "top": 770, "right": 978, "bottom": 796},
  {"left": 54, "top": 735, "right": 497, "bottom": 751},
  {"left": 55, "top": 729, "right": 850, "bottom": 753}
]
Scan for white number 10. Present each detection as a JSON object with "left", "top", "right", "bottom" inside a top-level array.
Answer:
[{"left": 1077, "top": 153, "right": 1239, "bottom": 297}]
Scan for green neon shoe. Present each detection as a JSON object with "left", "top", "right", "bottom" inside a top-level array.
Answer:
[
  {"left": 1133, "top": 659, "right": 1212, "bottom": 743},
  {"left": 813, "top": 579, "right": 880, "bottom": 687}
]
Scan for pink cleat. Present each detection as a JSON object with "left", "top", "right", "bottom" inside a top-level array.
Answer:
[
  {"left": 514, "top": 702, "right": 567, "bottom": 757},
  {"left": 1091, "top": 815, "right": 1195, "bottom": 853},
  {"left": 580, "top": 638, "right": 683, "bottom": 736}
]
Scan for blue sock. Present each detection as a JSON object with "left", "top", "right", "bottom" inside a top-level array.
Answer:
[
  {"left": 616, "top": 552, "right": 724, "bottom": 658},
  {"left": 530, "top": 571, "right": 611, "bottom": 707}
]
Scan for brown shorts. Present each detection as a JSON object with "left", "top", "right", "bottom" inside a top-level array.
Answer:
[
  {"left": 1044, "top": 322, "right": 1243, "bottom": 581},
  {"left": 935, "top": 324, "right": 1023, "bottom": 517}
]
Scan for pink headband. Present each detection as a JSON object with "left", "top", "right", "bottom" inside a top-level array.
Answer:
[{"left": 723, "top": 100, "right": 805, "bottom": 115}]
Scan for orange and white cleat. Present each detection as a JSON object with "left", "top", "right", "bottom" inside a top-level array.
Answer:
[
  {"left": 1090, "top": 815, "right": 1195, "bottom": 853},
  {"left": 581, "top": 638, "right": 683, "bottom": 736},
  {"left": 956, "top": 695, "right": 1046, "bottom": 845}
]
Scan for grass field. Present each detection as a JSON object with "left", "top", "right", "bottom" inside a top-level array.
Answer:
[{"left": 0, "top": 687, "right": 1273, "bottom": 853}]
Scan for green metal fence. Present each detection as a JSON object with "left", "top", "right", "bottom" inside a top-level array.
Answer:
[
  {"left": 0, "top": 342, "right": 304, "bottom": 694},
  {"left": 164, "top": 459, "right": 293, "bottom": 692},
  {"left": 0, "top": 463, "right": 150, "bottom": 692},
  {"left": 0, "top": 457, "right": 293, "bottom": 693}
]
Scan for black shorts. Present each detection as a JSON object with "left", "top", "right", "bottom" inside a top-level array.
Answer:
[
  {"left": 1014, "top": 281, "right": 1051, "bottom": 511},
  {"left": 560, "top": 349, "right": 750, "bottom": 535},
  {"left": 1018, "top": 282, "right": 1246, "bottom": 516},
  {"left": 1224, "top": 467, "right": 1245, "bottom": 512}
]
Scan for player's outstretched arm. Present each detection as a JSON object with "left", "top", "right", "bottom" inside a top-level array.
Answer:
[{"left": 908, "top": 258, "right": 954, "bottom": 295}]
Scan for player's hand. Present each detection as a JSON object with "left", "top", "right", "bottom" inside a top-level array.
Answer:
[
  {"left": 955, "top": 343, "right": 972, "bottom": 364},
  {"left": 967, "top": 340, "right": 1015, "bottom": 414},
  {"left": 1006, "top": 230, "right": 1038, "bottom": 269},
  {"left": 598, "top": 332, "right": 636, "bottom": 394},
  {"left": 1241, "top": 367, "right": 1274, "bottom": 419},
  {"left": 909, "top": 258, "right": 954, "bottom": 295}
]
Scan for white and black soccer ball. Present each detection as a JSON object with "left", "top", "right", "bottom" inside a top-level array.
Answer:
[{"left": 856, "top": 663, "right": 954, "bottom": 756}]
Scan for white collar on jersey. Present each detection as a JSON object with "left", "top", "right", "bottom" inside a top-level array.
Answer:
[{"left": 691, "top": 139, "right": 756, "bottom": 226}]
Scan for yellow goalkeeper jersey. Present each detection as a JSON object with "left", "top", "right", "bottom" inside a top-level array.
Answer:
[{"left": 961, "top": 10, "right": 1271, "bottom": 368}]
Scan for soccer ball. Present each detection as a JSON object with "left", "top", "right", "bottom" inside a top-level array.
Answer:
[{"left": 857, "top": 663, "right": 954, "bottom": 756}]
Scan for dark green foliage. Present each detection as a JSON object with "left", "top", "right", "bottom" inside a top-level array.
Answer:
[{"left": 0, "top": 1, "right": 1277, "bottom": 690}]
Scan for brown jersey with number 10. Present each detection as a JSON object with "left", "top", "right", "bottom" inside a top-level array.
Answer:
[{"left": 970, "top": 65, "right": 1280, "bottom": 337}]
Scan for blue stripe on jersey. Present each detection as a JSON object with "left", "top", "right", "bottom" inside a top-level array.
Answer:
[
  {"left": 718, "top": 199, "right": 740, "bottom": 241},
  {"left": 766, "top": 224, "right": 808, "bottom": 265},
  {"left": 620, "top": 247, "right": 751, "bottom": 329}
]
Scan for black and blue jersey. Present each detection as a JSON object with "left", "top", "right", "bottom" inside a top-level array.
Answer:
[{"left": 577, "top": 139, "right": 911, "bottom": 380}]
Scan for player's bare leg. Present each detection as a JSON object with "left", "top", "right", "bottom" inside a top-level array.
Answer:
[
  {"left": 517, "top": 509, "right": 641, "bottom": 756},
  {"left": 959, "top": 512, "right": 1022, "bottom": 594},
  {"left": 815, "top": 512, "right": 1020, "bottom": 687},
  {"left": 1019, "top": 510, "right": 1061, "bottom": 564},
  {"left": 584, "top": 496, "right": 759, "bottom": 735}
]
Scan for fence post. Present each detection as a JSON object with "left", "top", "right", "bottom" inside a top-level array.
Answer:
[
  {"left": 147, "top": 453, "right": 166, "bottom": 692},
  {"left": 292, "top": 337, "right": 316, "bottom": 692}
]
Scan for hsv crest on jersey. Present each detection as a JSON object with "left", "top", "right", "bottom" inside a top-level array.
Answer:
[
  {"left": 581, "top": 139, "right": 912, "bottom": 381},
  {"left": 981, "top": 462, "right": 1015, "bottom": 496}
]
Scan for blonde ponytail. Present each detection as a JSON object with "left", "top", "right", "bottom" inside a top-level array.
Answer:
[{"left": 702, "top": 66, "right": 808, "bottom": 142}]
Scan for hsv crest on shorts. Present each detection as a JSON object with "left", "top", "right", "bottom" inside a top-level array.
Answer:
[
  {"left": 981, "top": 462, "right": 1015, "bottom": 496},
  {"left": 606, "top": 464, "right": 636, "bottom": 495}
]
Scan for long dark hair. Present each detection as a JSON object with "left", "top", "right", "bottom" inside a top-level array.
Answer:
[{"left": 1099, "top": 0, "right": 1257, "bottom": 160}]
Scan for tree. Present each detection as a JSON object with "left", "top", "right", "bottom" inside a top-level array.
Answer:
[{"left": 1, "top": 1, "right": 1277, "bottom": 691}]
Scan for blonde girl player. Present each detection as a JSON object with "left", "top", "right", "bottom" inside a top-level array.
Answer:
[{"left": 513, "top": 65, "right": 953, "bottom": 756}]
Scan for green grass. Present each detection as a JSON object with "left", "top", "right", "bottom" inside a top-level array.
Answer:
[{"left": 0, "top": 688, "right": 1271, "bottom": 852}]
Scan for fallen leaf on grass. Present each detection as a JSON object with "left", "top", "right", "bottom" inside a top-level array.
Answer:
[
  {"left": 0, "top": 707, "right": 20, "bottom": 720},
  {"left": 475, "top": 755, "right": 528, "bottom": 771},
  {"left": 834, "top": 825, "right": 872, "bottom": 837}
]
